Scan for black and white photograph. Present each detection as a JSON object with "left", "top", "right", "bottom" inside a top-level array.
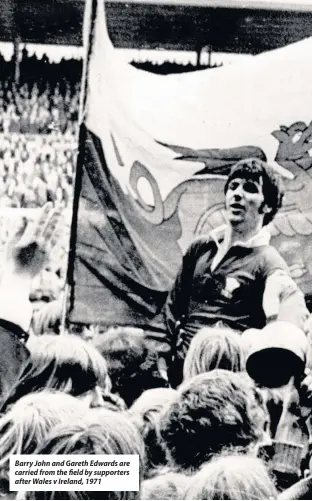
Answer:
[{"left": 1, "top": 0, "right": 312, "bottom": 498}]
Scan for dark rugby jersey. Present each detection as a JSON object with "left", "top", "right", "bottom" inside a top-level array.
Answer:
[{"left": 164, "top": 234, "right": 289, "bottom": 386}]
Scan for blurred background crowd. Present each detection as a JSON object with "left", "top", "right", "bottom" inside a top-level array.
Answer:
[
  {"left": 0, "top": 49, "right": 81, "bottom": 210},
  {"left": 0, "top": 132, "right": 75, "bottom": 209},
  {"left": 0, "top": 81, "right": 80, "bottom": 137},
  {"left": 0, "top": 49, "right": 81, "bottom": 299}
]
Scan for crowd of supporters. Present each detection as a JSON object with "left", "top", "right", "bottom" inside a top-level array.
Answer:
[
  {"left": 0, "top": 204, "right": 310, "bottom": 501},
  {"left": 0, "top": 78, "right": 78, "bottom": 211},
  {"left": 0, "top": 80, "right": 80, "bottom": 136},
  {"left": 5, "top": 304, "right": 312, "bottom": 500},
  {"left": 0, "top": 133, "right": 75, "bottom": 209},
  {"left": 0, "top": 57, "right": 79, "bottom": 300},
  {"left": 0, "top": 49, "right": 81, "bottom": 211}
]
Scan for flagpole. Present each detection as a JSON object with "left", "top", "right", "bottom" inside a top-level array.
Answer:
[{"left": 59, "top": 0, "right": 96, "bottom": 335}]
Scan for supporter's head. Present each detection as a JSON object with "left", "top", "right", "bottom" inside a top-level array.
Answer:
[
  {"left": 142, "top": 471, "right": 189, "bottom": 500},
  {"left": 4, "top": 334, "right": 110, "bottom": 408},
  {"left": 183, "top": 326, "right": 245, "bottom": 381},
  {"left": 25, "top": 409, "right": 145, "bottom": 500},
  {"left": 182, "top": 454, "right": 278, "bottom": 500},
  {"left": 129, "top": 388, "right": 177, "bottom": 475},
  {"left": 93, "top": 328, "right": 165, "bottom": 407},
  {"left": 159, "top": 370, "right": 267, "bottom": 471},
  {"left": 224, "top": 158, "right": 284, "bottom": 228},
  {"left": 0, "top": 391, "right": 85, "bottom": 473}
]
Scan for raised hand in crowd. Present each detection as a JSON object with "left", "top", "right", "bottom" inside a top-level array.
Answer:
[
  {"left": 3, "top": 202, "right": 62, "bottom": 280},
  {"left": 0, "top": 203, "right": 63, "bottom": 332}
]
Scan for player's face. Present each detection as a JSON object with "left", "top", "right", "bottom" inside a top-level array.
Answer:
[{"left": 225, "top": 176, "right": 266, "bottom": 229}]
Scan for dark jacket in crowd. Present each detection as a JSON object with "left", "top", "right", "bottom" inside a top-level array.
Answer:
[{"left": 0, "top": 319, "right": 30, "bottom": 404}]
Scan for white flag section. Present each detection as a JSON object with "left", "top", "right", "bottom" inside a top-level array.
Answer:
[
  {"left": 69, "top": 0, "right": 312, "bottom": 326},
  {"left": 87, "top": 0, "right": 312, "bottom": 186}
]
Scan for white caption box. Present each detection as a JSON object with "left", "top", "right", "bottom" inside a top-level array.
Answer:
[{"left": 10, "top": 454, "right": 140, "bottom": 492}]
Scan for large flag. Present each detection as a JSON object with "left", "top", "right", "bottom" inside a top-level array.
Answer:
[{"left": 68, "top": 0, "right": 312, "bottom": 328}]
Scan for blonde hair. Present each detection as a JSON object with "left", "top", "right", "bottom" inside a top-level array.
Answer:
[
  {"left": 183, "top": 327, "right": 245, "bottom": 381},
  {"left": 183, "top": 454, "right": 277, "bottom": 500},
  {"left": 129, "top": 388, "right": 177, "bottom": 475},
  {"left": 5, "top": 334, "right": 110, "bottom": 404},
  {"left": 26, "top": 410, "right": 145, "bottom": 500},
  {"left": 130, "top": 388, "right": 177, "bottom": 418},
  {"left": 0, "top": 390, "right": 86, "bottom": 471},
  {"left": 142, "top": 472, "right": 189, "bottom": 500}
]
